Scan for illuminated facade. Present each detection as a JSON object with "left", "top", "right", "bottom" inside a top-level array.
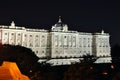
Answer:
[{"left": 0, "top": 18, "right": 111, "bottom": 65}]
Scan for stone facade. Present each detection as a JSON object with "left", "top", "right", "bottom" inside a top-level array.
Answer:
[{"left": 0, "top": 18, "right": 111, "bottom": 64}]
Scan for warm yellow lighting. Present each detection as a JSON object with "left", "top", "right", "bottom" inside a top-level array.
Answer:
[
  {"left": 102, "top": 72, "right": 108, "bottom": 75},
  {"left": 30, "top": 70, "right": 32, "bottom": 73},
  {"left": 111, "top": 65, "right": 114, "bottom": 69},
  {"left": 90, "top": 66, "right": 93, "bottom": 70}
]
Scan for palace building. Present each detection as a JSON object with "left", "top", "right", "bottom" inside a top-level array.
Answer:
[{"left": 0, "top": 18, "right": 111, "bottom": 65}]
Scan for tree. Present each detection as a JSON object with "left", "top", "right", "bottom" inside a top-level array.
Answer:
[
  {"left": 80, "top": 54, "right": 97, "bottom": 64},
  {"left": 111, "top": 44, "right": 120, "bottom": 63},
  {"left": 111, "top": 44, "right": 120, "bottom": 57}
]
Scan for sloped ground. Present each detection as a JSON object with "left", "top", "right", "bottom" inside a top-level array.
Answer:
[{"left": 0, "top": 61, "right": 30, "bottom": 80}]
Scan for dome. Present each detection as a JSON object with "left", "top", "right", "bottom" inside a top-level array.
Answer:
[
  {"left": 51, "top": 16, "right": 68, "bottom": 31},
  {"left": 54, "top": 16, "right": 65, "bottom": 27}
]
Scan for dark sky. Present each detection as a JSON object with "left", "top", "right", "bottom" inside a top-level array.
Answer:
[{"left": 0, "top": 0, "right": 120, "bottom": 46}]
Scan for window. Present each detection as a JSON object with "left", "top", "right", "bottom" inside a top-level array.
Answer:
[
  {"left": 11, "top": 42, "right": 14, "bottom": 45},
  {"left": 55, "top": 50, "right": 58, "bottom": 53},
  {"left": 84, "top": 45, "right": 86, "bottom": 47},
  {"left": 36, "top": 51, "right": 38, "bottom": 54},
  {"left": 18, "top": 34, "right": 20, "bottom": 36},
  {"left": 42, "top": 51, "right": 44, "bottom": 53},
  {"left": 88, "top": 45, "right": 90, "bottom": 47},
  {"left": 88, "top": 51, "right": 90, "bottom": 53},
  {"left": 55, "top": 35, "right": 58, "bottom": 47},
  {"left": 64, "top": 36, "right": 66, "bottom": 38},
  {"left": 30, "top": 35, "right": 32, "bottom": 37},
  {"left": 5, "top": 33, "right": 7, "bottom": 35},
  {"left": 106, "top": 45, "right": 108, "bottom": 47},
  {"left": 11, "top": 33, "right": 14, "bottom": 35},
  {"left": 18, "top": 42, "right": 21, "bottom": 45},
  {"left": 29, "top": 43, "right": 33, "bottom": 47},
  {"left": 42, "top": 35, "right": 45, "bottom": 38},
  {"left": 35, "top": 35, "right": 39, "bottom": 47},
  {"left": 41, "top": 40, "right": 45, "bottom": 47},
  {"left": 72, "top": 36, "right": 76, "bottom": 47},
  {"left": 24, "top": 34, "right": 27, "bottom": 37},
  {"left": 35, "top": 43, "right": 39, "bottom": 47},
  {"left": 36, "top": 35, "right": 39, "bottom": 37}
]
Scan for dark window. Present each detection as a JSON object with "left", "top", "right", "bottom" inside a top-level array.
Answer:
[
  {"left": 30, "top": 35, "right": 32, "bottom": 37},
  {"left": 36, "top": 35, "right": 38, "bottom": 37},
  {"left": 25, "top": 35, "right": 27, "bottom": 37},
  {"left": 42, "top": 51, "right": 44, "bottom": 53},
  {"left": 36, "top": 51, "right": 38, "bottom": 53},
  {"left": 11, "top": 33, "right": 14, "bottom": 35},
  {"left": 29, "top": 43, "right": 33, "bottom": 47},
  {"left": 42, "top": 35, "right": 45, "bottom": 38},
  {"left": 5, "top": 33, "right": 7, "bottom": 35}
]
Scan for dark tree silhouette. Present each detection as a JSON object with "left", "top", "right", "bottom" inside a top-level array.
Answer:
[
  {"left": 81, "top": 54, "right": 97, "bottom": 64},
  {"left": 0, "top": 44, "right": 39, "bottom": 76},
  {"left": 111, "top": 44, "right": 120, "bottom": 57},
  {"left": 64, "top": 63, "right": 100, "bottom": 80},
  {"left": 111, "top": 44, "right": 120, "bottom": 63},
  {"left": 112, "top": 72, "right": 120, "bottom": 80}
]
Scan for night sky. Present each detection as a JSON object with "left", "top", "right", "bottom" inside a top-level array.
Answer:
[{"left": 0, "top": 0, "right": 120, "bottom": 46}]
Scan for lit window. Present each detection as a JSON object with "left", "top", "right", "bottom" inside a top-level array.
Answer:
[
  {"left": 111, "top": 65, "right": 114, "bottom": 69},
  {"left": 102, "top": 72, "right": 108, "bottom": 75}
]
